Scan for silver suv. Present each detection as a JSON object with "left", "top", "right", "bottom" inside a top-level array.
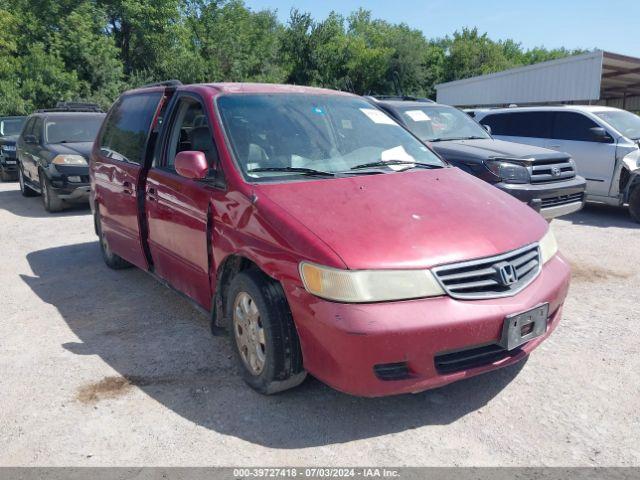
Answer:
[{"left": 471, "top": 106, "right": 640, "bottom": 222}]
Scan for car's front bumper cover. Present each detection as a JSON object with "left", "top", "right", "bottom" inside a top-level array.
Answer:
[
  {"left": 286, "top": 253, "right": 571, "bottom": 397},
  {"left": 497, "top": 176, "right": 587, "bottom": 219}
]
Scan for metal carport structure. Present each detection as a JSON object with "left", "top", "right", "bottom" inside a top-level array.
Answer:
[{"left": 435, "top": 50, "right": 640, "bottom": 111}]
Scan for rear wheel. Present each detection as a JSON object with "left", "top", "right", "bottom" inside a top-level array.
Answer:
[
  {"left": 227, "top": 269, "right": 306, "bottom": 395},
  {"left": 629, "top": 186, "right": 640, "bottom": 223},
  {"left": 95, "top": 211, "right": 131, "bottom": 269},
  {"left": 40, "top": 172, "right": 64, "bottom": 212},
  {"left": 18, "top": 167, "right": 37, "bottom": 197}
]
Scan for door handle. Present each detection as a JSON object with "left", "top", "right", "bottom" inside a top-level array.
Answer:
[
  {"left": 123, "top": 181, "right": 133, "bottom": 195},
  {"left": 147, "top": 187, "right": 157, "bottom": 202}
]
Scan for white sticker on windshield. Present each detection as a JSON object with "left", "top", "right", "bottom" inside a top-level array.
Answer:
[
  {"left": 405, "top": 110, "right": 431, "bottom": 122},
  {"left": 381, "top": 146, "right": 416, "bottom": 171},
  {"left": 359, "top": 108, "right": 397, "bottom": 125}
]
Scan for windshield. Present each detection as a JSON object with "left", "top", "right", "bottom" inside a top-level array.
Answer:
[
  {"left": 595, "top": 110, "right": 640, "bottom": 140},
  {"left": 217, "top": 94, "right": 444, "bottom": 180},
  {"left": 0, "top": 117, "right": 26, "bottom": 136},
  {"left": 45, "top": 115, "right": 105, "bottom": 144},
  {"left": 396, "top": 105, "right": 491, "bottom": 142}
]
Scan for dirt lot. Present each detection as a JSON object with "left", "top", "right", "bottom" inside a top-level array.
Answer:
[{"left": 0, "top": 180, "right": 639, "bottom": 467}]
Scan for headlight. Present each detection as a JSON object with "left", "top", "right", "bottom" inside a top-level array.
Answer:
[
  {"left": 539, "top": 228, "right": 558, "bottom": 264},
  {"left": 1, "top": 145, "right": 16, "bottom": 152},
  {"left": 52, "top": 154, "right": 87, "bottom": 166},
  {"left": 299, "top": 262, "right": 445, "bottom": 303},
  {"left": 484, "top": 159, "right": 530, "bottom": 184}
]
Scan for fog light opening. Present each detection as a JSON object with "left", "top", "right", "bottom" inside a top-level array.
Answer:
[{"left": 373, "top": 361, "right": 412, "bottom": 381}]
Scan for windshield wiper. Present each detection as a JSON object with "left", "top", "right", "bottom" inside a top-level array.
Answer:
[
  {"left": 350, "top": 160, "right": 442, "bottom": 171},
  {"left": 247, "top": 166, "right": 335, "bottom": 177},
  {"left": 428, "top": 136, "right": 486, "bottom": 142}
]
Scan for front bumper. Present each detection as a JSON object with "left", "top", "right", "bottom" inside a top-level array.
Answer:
[
  {"left": 497, "top": 176, "right": 587, "bottom": 219},
  {"left": 54, "top": 184, "right": 91, "bottom": 201},
  {"left": 46, "top": 165, "right": 91, "bottom": 203},
  {"left": 287, "top": 253, "right": 571, "bottom": 397},
  {"left": 0, "top": 154, "right": 19, "bottom": 173}
]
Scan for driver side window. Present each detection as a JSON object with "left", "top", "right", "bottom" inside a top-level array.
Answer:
[{"left": 166, "top": 98, "right": 218, "bottom": 171}]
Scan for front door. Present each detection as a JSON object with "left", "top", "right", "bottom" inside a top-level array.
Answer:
[
  {"left": 145, "top": 94, "right": 218, "bottom": 309},
  {"left": 93, "top": 92, "right": 163, "bottom": 270}
]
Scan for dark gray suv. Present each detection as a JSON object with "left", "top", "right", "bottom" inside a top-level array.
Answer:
[{"left": 368, "top": 97, "right": 587, "bottom": 220}]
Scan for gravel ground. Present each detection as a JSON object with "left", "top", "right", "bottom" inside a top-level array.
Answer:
[{"left": 0, "top": 180, "right": 638, "bottom": 467}]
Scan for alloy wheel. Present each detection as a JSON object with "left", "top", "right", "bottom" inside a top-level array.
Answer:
[{"left": 232, "top": 291, "right": 266, "bottom": 376}]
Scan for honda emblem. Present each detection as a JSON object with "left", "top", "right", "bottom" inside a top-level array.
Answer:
[{"left": 494, "top": 261, "right": 518, "bottom": 286}]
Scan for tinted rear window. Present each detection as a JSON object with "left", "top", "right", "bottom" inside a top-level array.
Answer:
[
  {"left": 99, "top": 93, "right": 162, "bottom": 164},
  {"left": 481, "top": 112, "right": 553, "bottom": 138}
]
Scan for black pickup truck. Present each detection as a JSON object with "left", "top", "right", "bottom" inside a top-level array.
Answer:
[
  {"left": 368, "top": 97, "right": 587, "bottom": 219},
  {"left": 0, "top": 116, "right": 26, "bottom": 181}
]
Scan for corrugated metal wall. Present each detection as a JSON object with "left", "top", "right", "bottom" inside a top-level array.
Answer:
[
  {"left": 598, "top": 96, "right": 640, "bottom": 112},
  {"left": 436, "top": 51, "right": 604, "bottom": 107}
]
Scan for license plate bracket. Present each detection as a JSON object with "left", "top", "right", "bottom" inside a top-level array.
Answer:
[{"left": 500, "top": 303, "right": 549, "bottom": 351}]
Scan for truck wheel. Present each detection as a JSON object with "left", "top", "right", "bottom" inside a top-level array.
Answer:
[
  {"left": 629, "top": 186, "right": 640, "bottom": 223},
  {"left": 227, "top": 269, "right": 306, "bottom": 395},
  {"left": 95, "top": 211, "right": 132, "bottom": 269},
  {"left": 40, "top": 173, "right": 64, "bottom": 213},
  {"left": 18, "top": 168, "right": 37, "bottom": 197}
]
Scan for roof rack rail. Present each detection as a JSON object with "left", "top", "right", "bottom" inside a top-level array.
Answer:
[
  {"left": 368, "top": 95, "right": 435, "bottom": 103},
  {"left": 37, "top": 102, "right": 104, "bottom": 113},
  {"left": 139, "top": 80, "right": 183, "bottom": 88}
]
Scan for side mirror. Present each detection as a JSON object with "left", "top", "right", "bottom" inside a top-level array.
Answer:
[
  {"left": 590, "top": 127, "right": 611, "bottom": 142},
  {"left": 483, "top": 124, "right": 492, "bottom": 135},
  {"left": 24, "top": 134, "right": 37, "bottom": 144},
  {"left": 175, "top": 151, "right": 209, "bottom": 180}
]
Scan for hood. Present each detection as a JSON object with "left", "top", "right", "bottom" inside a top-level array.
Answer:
[
  {"left": 47, "top": 142, "right": 93, "bottom": 159},
  {"left": 0, "top": 135, "right": 18, "bottom": 145},
  {"left": 255, "top": 167, "right": 548, "bottom": 270},
  {"left": 430, "top": 138, "right": 570, "bottom": 164}
]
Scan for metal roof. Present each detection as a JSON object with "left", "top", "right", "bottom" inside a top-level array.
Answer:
[{"left": 435, "top": 50, "right": 640, "bottom": 109}]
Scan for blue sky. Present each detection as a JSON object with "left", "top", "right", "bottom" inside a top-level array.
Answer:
[{"left": 244, "top": 0, "right": 640, "bottom": 57}]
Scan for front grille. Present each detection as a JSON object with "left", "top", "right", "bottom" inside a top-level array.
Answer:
[
  {"left": 540, "top": 192, "right": 584, "bottom": 209},
  {"left": 529, "top": 158, "right": 575, "bottom": 183},
  {"left": 435, "top": 344, "right": 521, "bottom": 374},
  {"left": 432, "top": 243, "right": 541, "bottom": 299}
]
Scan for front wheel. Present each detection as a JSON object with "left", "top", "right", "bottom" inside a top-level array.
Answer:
[
  {"left": 40, "top": 172, "right": 64, "bottom": 212},
  {"left": 629, "top": 186, "right": 640, "bottom": 223},
  {"left": 227, "top": 270, "right": 306, "bottom": 395}
]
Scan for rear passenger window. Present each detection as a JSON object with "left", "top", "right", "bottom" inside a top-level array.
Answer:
[
  {"left": 552, "top": 112, "right": 600, "bottom": 142},
  {"left": 99, "top": 93, "right": 162, "bottom": 164},
  {"left": 21, "top": 118, "right": 35, "bottom": 138},
  {"left": 482, "top": 112, "right": 552, "bottom": 138},
  {"left": 32, "top": 118, "right": 44, "bottom": 144}
]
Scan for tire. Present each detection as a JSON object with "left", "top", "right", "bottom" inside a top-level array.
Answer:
[
  {"left": 40, "top": 172, "right": 64, "bottom": 212},
  {"left": 95, "top": 211, "right": 132, "bottom": 269},
  {"left": 629, "top": 186, "right": 640, "bottom": 223},
  {"left": 18, "top": 167, "right": 37, "bottom": 197},
  {"left": 226, "top": 269, "right": 306, "bottom": 394}
]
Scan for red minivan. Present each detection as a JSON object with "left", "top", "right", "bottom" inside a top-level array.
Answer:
[{"left": 90, "top": 82, "right": 570, "bottom": 397}]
